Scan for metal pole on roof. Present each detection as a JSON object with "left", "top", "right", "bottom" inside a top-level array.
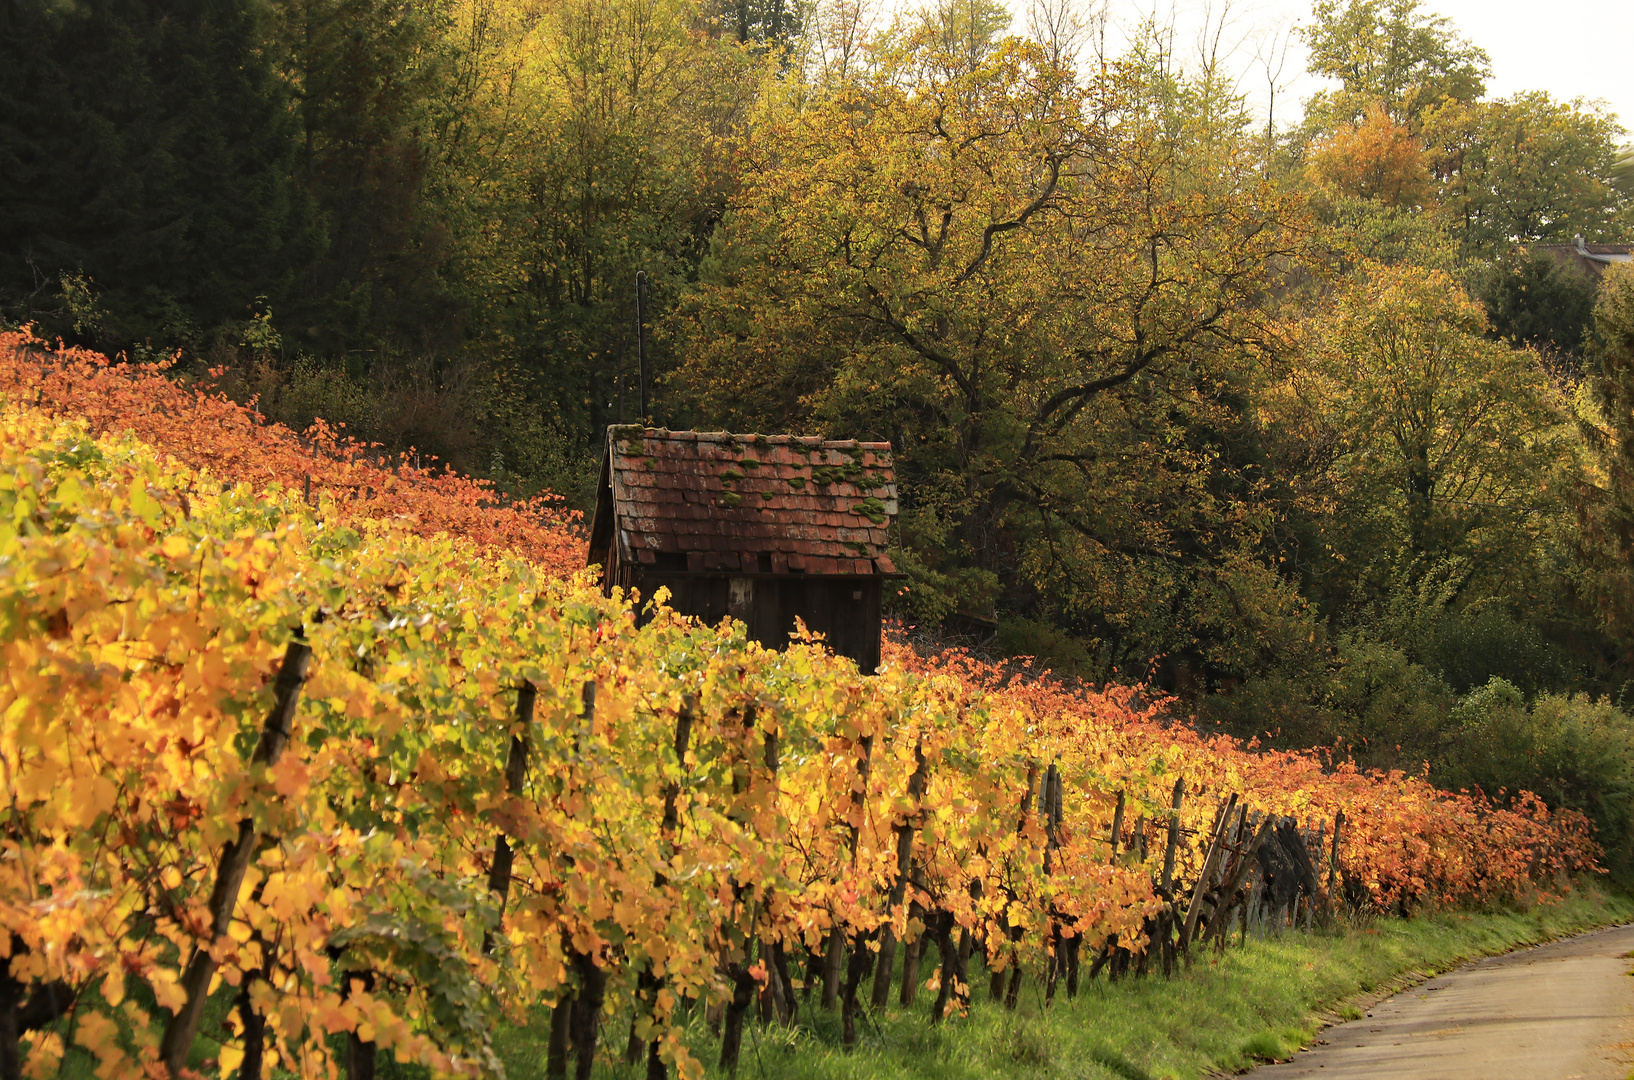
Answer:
[
  {"left": 635, "top": 271, "right": 649, "bottom": 421},
  {"left": 615, "top": 325, "right": 625, "bottom": 424}
]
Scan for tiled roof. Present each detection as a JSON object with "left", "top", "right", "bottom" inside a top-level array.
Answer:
[
  {"left": 601, "top": 427, "right": 898, "bottom": 576},
  {"left": 1531, "top": 241, "right": 1634, "bottom": 277}
]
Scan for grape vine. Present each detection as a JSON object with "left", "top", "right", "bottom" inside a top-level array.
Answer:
[{"left": 0, "top": 391, "right": 1597, "bottom": 1080}]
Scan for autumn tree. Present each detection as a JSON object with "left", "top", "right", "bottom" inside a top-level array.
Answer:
[
  {"left": 700, "top": 0, "right": 804, "bottom": 47},
  {"left": 1306, "top": 103, "right": 1431, "bottom": 208},
  {"left": 263, "top": 0, "right": 461, "bottom": 352},
  {"left": 1424, "top": 92, "right": 1631, "bottom": 260},
  {"left": 673, "top": 25, "right": 1309, "bottom": 675},
  {"left": 462, "top": 0, "right": 759, "bottom": 441},
  {"left": 1263, "top": 263, "right": 1570, "bottom": 608},
  {"left": 1298, "top": 4, "right": 1628, "bottom": 265},
  {"left": 1474, "top": 250, "right": 1599, "bottom": 365},
  {"left": 1300, "top": 0, "right": 1488, "bottom": 135},
  {"left": 1576, "top": 264, "right": 1634, "bottom": 650}
]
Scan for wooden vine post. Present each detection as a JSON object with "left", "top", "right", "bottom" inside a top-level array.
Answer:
[
  {"left": 1108, "top": 789, "right": 1126, "bottom": 859},
  {"left": 720, "top": 705, "right": 765, "bottom": 1075},
  {"left": 1199, "top": 814, "right": 1275, "bottom": 946},
  {"left": 1044, "top": 767, "right": 1070, "bottom": 1002},
  {"left": 548, "top": 682, "right": 598, "bottom": 1080},
  {"left": 756, "top": 722, "right": 795, "bottom": 1027},
  {"left": 160, "top": 641, "right": 312, "bottom": 1078},
  {"left": 838, "top": 726, "right": 884, "bottom": 1047},
  {"left": 629, "top": 696, "right": 695, "bottom": 1080},
  {"left": 1326, "top": 810, "right": 1345, "bottom": 918},
  {"left": 1278, "top": 818, "right": 1323, "bottom": 920},
  {"left": 898, "top": 860, "right": 927, "bottom": 1007},
  {"left": 994, "top": 761, "right": 1040, "bottom": 1008},
  {"left": 824, "top": 730, "right": 874, "bottom": 1013},
  {"left": 1156, "top": 779, "right": 1184, "bottom": 976},
  {"left": 484, "top": 683, "right": 537, "bottom": 953},
  {"left": 931, "top": 879, "right": 979, "bottom": 1023},
  {"left": 871, "top": 740, "right": 929, "bottom": 1012},
  {"left": 1160, "top": 778, "right": 1184, "bottom": 894},
  {"left": 1181, "top": 793, "right": 1239, "bottom": 952}
]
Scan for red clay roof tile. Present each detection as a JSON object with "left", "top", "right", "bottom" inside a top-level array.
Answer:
[{"left": 599, "top": 428, "right": 898, "bottom": 577}]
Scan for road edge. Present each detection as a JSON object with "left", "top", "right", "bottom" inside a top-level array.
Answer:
[{"left": 1213, "top": 896, "right": 1634, "bottom": 1077}]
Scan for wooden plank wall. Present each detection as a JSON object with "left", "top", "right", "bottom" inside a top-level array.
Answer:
[{"left": 631, "top": 572, "right": 882, "bottom": 674}]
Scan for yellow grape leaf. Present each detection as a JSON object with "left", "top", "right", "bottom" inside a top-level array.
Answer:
[
  {"left": 20, "top": 1030, "right": 64, "bottom": 1080},
  {"left": 217, "top": 1043, "right": 245, "bottom": 1078},
  {"left": 54, "top": 473, "right": 85, "bottom": 510},
  {"left": 150, "top": 968, "right": 187, "bottom": 1015},
  {"left": 317, "top": 1003, "right": 355, "bottom": 1034},
  {"left": 74, "top": 1012, "right": 128, "bottom": 1080},
  {"left": 59, "top": 774, "right": 117, "bottom": 827}
]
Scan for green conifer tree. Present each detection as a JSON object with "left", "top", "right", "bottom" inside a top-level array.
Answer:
[{"left": 0, "top": 0, "right": 317, "bottom": 352}]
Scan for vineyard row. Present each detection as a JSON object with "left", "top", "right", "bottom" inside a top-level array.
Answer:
[{"left": 0, "top": 404, "right": 1596, "bottom": 1080}]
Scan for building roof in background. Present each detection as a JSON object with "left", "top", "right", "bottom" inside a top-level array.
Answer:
[
  {"left": 1531, "top": 237, "right": 1634, "bottom": 278},
  {"left": 593, "top": 427, "right": 899, "bottom": 576}
]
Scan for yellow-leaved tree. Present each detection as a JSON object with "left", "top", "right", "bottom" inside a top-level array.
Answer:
[{"left": 671, "top": 16, "right": 1310, "bottom": 676}]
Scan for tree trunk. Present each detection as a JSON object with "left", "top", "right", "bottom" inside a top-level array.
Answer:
[
  {"left": 631, "top": 701, "right": 693, "bottom": 1070},
  {"left": 770, "top": 943, "right": 796, "bottom": 1025},
  {"left": 234, "top": 980, "right": 268, "bottom": 1080},
  {"left": 573, "top": 954, "right": 606, "bottom": 1080},
  {"left": 1003, "top": 963, "right": 1023, "bottom": 1009},
  {"left": 871, "top": 927, "right": 897, "bottom": 1011},
  {"left": 719, "top": 961, "right": 756, "bottom": 1074},
  {"left": 899, "top": 934, "right": 923, "bottom": 1007},
  {"left": 1045, "top": 928, "right": 1061, "bottom": 1005},
  {"left": 625, "top": 970, "right": 658, "bottom": 1065},
  {"left": 344, "top": 1032, "right": 375, "bottom": 1080},
  {"left": 0, "top": 962, "right": 20, "bottom": 1080},
  {"left": 546, "top": 994, "right": 573, "bottom": 1080},
  {"left": 484, "top": 683, "right": 536, "bottom": 953},
  {"left": 821, "top": 932, "right": 844, "bottom": 1010},
  {"left": 1065, "top": 935, "right": 1081, "bottom": 998},
  {"left": 1088, "top": 938, "right": 1113, "bottom": 981},
  {"left": 930, "top": 915, "right": 960, "bottom": 1024},
  {"left": 839, "top": 936, "right": 875, "bottom": 1049}
]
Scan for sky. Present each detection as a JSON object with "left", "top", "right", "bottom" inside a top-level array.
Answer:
[{"left": 1046, "top": 0, "right": 1634, "bottom": 137}]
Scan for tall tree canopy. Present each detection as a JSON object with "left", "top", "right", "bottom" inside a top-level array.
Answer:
[
  {"left": 0, "top": 0, "right": 315, "bottom": 349},
  {"left": 1426, "top": 92, "right": 1631, "bottom": 258},
  {"left": 1301, "top": 0, "right": 1489, "bottom": 133},
  {"left": 1577, "top": 264, "right": 1634, "bottom": 650},
  {"left": 673, "top": 26, "right": 1306, "bottom": 671},
  {"left": 1264, "top": 264, "right": 1569, "bottom": 607}
]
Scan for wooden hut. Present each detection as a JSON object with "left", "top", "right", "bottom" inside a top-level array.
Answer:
[{"left": 587, "top": 426, "right": 898, "bottom": 673}]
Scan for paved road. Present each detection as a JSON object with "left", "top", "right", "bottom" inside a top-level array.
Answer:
[{"left": 1253, "top": 923, "right": 1634, "bottom": 1080}]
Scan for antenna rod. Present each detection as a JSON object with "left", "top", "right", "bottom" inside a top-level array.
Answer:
[{"left": 636, "top": 271, "right": 648, "bottom": 420}]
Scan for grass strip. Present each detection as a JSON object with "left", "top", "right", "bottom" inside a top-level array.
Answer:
[{"left": 494, "top": 881, "right": 1634, "bottom": 1080}]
